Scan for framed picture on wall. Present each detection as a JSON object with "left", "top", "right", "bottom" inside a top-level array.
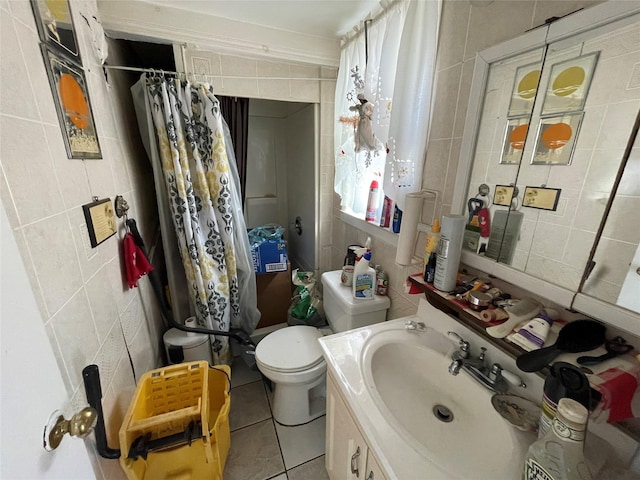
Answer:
[
  {"left": 41, "top": 45, "right": 102, "bottom": 159},
  {"left": 531, "top": 112, "right": 583, "bottom": 165},
  {"left": 30, "top": 0, "right": 80, "bottom": 58},
  {"left": 508, "top": 62, "right": 542, "bottom": 116},
  {"left": 500, "top": 116, "right": 530, "bottom": 165},
  {"left": 541, "top": 52, "right": 599, "bottom": 115}
]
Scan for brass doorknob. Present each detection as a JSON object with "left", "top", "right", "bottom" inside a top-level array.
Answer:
[{"left": 44, "top": 407, "right": 98, "bottom": 451}]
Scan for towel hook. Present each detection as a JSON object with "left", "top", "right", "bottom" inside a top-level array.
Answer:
[
  {"left": 115, "top": 195, "right": 130, "bottom": 233},
  {"left": 114, "top": 195, "right": 129, "bottom": 218}
]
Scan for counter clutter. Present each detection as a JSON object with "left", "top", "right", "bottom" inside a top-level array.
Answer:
[{"left": 407, "top": 273, "right": 640, "bottom": 426}]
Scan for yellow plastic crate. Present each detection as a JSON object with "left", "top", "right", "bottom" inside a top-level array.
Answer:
[{"left": 119, "top": 361, "right": 231, "bottom": 480}]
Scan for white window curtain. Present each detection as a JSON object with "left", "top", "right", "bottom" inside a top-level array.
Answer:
[{"left": 334, "top": 0, "right": 441, "bottom": 216}]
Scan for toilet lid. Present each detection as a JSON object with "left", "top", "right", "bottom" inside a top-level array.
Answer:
[{"left": 256, "top": 326, "right": 324, "bottom": 372}]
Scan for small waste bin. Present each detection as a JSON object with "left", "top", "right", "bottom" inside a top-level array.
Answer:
[
  {"left": 163, "top": 317, "right": 213, "bottom": 365},
  {"left": 118, "top": 361, "right": 231, "bottom": 480}
]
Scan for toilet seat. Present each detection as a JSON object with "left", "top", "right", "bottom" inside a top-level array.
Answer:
[{"left": 255, "top": 326, "right": 324, "bottom": 373}]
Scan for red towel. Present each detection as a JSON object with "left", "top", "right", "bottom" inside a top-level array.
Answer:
[{"left": 124, "top": 232, "right": 153, "bottom": 288}]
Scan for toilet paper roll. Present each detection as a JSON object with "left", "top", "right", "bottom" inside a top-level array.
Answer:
[
  {"left": 185, "top": 316, "right": 198, "bottom": 336},
  {"left": 395, "top": 193, "right": 423, "bottom": 266}
]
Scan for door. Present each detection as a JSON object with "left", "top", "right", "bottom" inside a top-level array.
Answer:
[
  {"left": 285, "top": 104, "right": 317, "bottom": 272},
  {"left": 0, "top": 203, "right": 95, "bottom": 478}
]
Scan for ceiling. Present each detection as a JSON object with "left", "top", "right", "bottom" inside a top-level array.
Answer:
[{"left": 139, "top": 0, "right": 382, "bottom": 38}]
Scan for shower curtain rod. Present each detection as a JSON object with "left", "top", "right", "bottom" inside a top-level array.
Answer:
[{"left": 102, "top": 64, "right": 333, "bottom": 81}]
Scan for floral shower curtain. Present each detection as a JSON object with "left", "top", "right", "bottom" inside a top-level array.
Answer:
[{"left": 144, "top": 76, "right": 259, "bottom": 365}]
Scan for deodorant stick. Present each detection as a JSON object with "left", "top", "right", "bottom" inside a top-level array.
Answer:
[{"left": 434, "top": 215, "right": 466, "bottom": 292}]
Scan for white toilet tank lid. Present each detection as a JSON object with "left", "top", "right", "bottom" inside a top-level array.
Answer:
[
  {"left": 256, "top": 326, "right": 324, "bottom": 372},
  {"left": 321, "top": 270, "right": 391, "bottom": 315}
]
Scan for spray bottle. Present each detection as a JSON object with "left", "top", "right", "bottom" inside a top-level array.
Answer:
[
  {"left": 365, "top": 181, "right": 380, "bottom": 223},
  {"left": 353, "top": 251, "right": 375, "bottom": 300},
  {"left": 354, "top": 237, "right": 371, "bottom": 264}
]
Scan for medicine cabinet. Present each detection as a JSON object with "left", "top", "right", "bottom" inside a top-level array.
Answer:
[{"left": 452, "top": 1, "right": 640, "bottom": 335}]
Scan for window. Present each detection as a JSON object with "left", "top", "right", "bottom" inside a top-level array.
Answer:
[{"left": 334, "top": 0, "right": 441, "bottom": 225}]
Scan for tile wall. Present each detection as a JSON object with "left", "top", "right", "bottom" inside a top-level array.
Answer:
[
  {"left": 329, "top": 0, "right": 605, "bottom": 320},
  {"left": 1, "top": 1, "right": 163, "bottom": 478}
]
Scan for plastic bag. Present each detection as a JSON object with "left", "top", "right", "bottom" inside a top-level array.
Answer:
[
  {"left": 248, "top": 224, "right": 285, "bottom": 246},
  {"left": 288, "top": 269, "right": 326, "bottom": 327}
]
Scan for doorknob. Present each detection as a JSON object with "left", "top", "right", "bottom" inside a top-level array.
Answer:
[
  {"left": 44, "top": 407, "right": 98, "bottom": 451},
  {"left": 293, "top": 216, "right": 303, "bottom": 235}
]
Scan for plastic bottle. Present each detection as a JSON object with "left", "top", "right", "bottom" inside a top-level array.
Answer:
[
  {"left": 379, "top": 196, "right": 393, "bottom": 228},
  {"left": 422, "top": 219, "right": 441, "bottom": 280},
  {"left": 434, "top": 215, "right": 466, "bottom": 292},
  {"left": 425, "top": 252, "right": 437, "bottom": 284},
  {"left": 392, "top": 205, "right": 402, "bottom": 233},
  {"left": 463, "top": 215, "right": 482, "bottom": 253},
  {"left": 375, "top": 265, "right": 389, "bottom": 296},
  {"left": 353, "top": 251, "right": 375, "bottom": 300},
  {"left": 538, "top": 362, "right": 591, "bottom": 438},
  {"left": 365, "top": 180, "right": 380, "bottom": 223},
  {"left": 523, "top": 398, "right": 593, "bottom": 480}
]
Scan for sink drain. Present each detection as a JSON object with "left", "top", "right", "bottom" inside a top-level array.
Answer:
[{"left": 433, "top": 405, "right": 454, "bottom": 423}]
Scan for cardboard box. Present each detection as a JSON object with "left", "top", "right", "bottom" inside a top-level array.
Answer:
[
  {"left": 256, "top": 263, "right": 292, "bottom": 328},
  {"left": 251, "top": 239, "right": 288, "bottom": 273}
]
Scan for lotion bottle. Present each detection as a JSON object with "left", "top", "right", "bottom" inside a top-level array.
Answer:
[
  {"left": 353, "top": 251, "right": 375, "bottom": 300},
  {"left": 434, "top": 215, "right": 466, "bottom": 292}
]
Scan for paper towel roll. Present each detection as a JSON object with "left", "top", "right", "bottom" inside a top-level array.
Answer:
[{"left": 395, "top": 193, "right": 423, "bottom": 266}]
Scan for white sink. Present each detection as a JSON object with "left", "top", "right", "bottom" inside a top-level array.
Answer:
[
  {"left": 320, "top": 299, "right": 637, "bottom": 479},
  {"left": 360, "top": 328, "right": 531, "bottom": 478}
]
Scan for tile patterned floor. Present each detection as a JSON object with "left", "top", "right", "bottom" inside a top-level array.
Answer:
[{"left": 223, "top": 358, "right": 330, "bottom": 480}]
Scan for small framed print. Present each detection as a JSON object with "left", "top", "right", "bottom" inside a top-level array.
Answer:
[
  {"left": 531, "top": 112, "right": 583, "bottom": 165},
  {"left": 508, "top": 62, "right": 542, "bottom": 116},
  {"left": 500, "top": 116, "right": 530, "bottom": 165},
  {"left": 541, "top": 52, "right": 599, "bottom": 115},
  {"left": 30, "top": 0, "right": 80, "bottom": 58},
  {"left": 493, "top": 185, "right": 516, "bottom": 207},
  {"left": 82, "top": 198, "right": 116, "bottom": 247},
  {"left": 41, "top": 45, "right": 102, "bottom": 159},
  {"left": 523, "top": 186, "right": 561, "bottom": 211}
]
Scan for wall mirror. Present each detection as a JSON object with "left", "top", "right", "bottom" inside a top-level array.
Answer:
[
  {"left": 453, "top": 2, "right": 640, "bottom": 331},
  {"left": 580, "top": 112, "right": 640, "bottom": 313}
]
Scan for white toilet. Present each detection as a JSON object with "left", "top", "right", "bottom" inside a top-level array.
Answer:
[{"left": 255, "top": 269, "right": 390, "bottom": 425}]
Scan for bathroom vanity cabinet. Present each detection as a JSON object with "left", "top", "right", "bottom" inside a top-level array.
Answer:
[{"left": 326, "top": 373, "right": 388, "bottom": 480}]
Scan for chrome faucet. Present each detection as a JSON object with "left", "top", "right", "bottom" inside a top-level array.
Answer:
[
  {"left": 404, "top": 320, "right": 427, "bottom": 331},
  {"left": 447, "top": 332, "right": 526, "bottom": 393}
]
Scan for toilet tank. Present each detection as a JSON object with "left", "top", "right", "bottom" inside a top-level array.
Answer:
[{"left": 321, "top": 270, "right": 391, "bottom": 332}]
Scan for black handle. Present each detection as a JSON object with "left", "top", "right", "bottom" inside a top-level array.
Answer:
[
  {"left": 577, "top": 352, "right": 617, "bottom": 366},
  {"left": 82, "top": 365, "right": 121, "bottom": 459},
  {"left": 516, "top": 345, "right": 561, "bottom": 372}
]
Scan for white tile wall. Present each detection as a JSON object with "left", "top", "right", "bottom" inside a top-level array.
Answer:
[{"left": 1, "top": 2, "right": 163, "bottom": 477}]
